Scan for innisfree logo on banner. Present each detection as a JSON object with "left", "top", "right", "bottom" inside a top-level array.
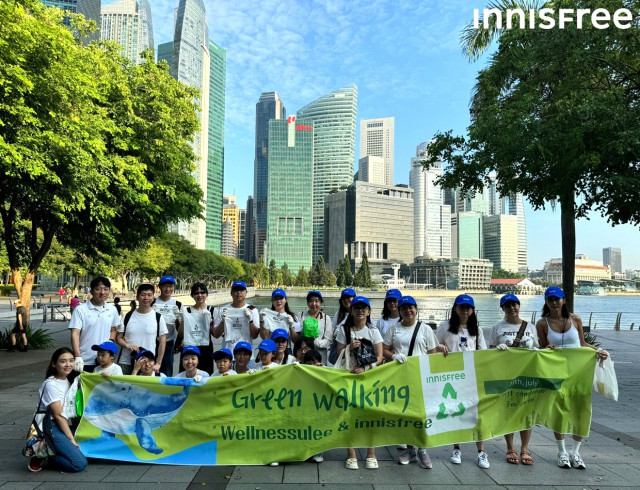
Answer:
[{"left": 420, "top": 351, "right": 478, "bottom": 436}]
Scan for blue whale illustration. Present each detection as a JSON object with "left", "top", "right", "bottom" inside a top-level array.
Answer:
[{"left": 83, "top": 379, "right": 192, "bottom": 454}]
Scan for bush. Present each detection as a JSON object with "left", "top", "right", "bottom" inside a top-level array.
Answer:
[
  {"left": 0, "top": 324, "right": 55, "bottom": 350},
  {"left": 0, "top": 284, "right": 38, "bottom": 296},
  {"left": 584, "top": 332, "right": 600, "bottom": 348}
]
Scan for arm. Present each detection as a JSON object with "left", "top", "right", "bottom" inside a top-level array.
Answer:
[
  {"left": 131, "top": 358, "right": 143, "bottom": 376},
  {"left": 115, "top": 331, "right": 138, "bottom": 353},
  {"left": 535, "top": 319, "right": 550, "bottom": 348},
  {"left": 70, "top": 329, "right": 81, "bottom": 358},
  {"left": 154, "top": 334, "right": 166, "bottom": 372},
  {"left": 49, "top": 400, "right": 79, "bottom": 448},
  {"left": 383, "top": 343, "right": 395, "bottom": 361},
  {"left": 109, "top": 326, "right": 117, "bottom": 341},
  {"left": 573, "top": 314, "right": 609, "bottom": 359},
  {"left": 314, "top": 315, "right": 333, "bottom": 349},
  {"left": 212, "top": 309, "right": 225, "bottom": 338},
  {"left": 17, "top": 309, "right": 24, "bottom": 330}
]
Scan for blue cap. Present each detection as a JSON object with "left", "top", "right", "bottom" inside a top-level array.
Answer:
[
  {"left": 454, "top": 294, "right": 475, "bottom": 308},
  {"left": 398, "top": 296, "right": 417, "bottom": 308},
  {"left": 135, "top": 349, "right": 155, "bottom": 361},
  {"left": 271, "top": 328, "right": 289, "bottom": 341},
  {"left": 258, "top": 339, "right": 277, "bottom": 353},
  {"left": 306, "top": 290, "right": 323, "bottom": 302},
  {"left": 181, "top": 345, "right": 201, "bottom": 357},
  {"left": 233, "top": 341, "right": 252, "bottom": 353},
  {"left": 271, "top": 288, "right": 287, "bottom": 299},
  {"left": 212, "top": 348, "right": 233, "bottom": 360},
  {"left": 350, "top": 296, "right": 370, "bottom": 308},
  {"left": 159, "top": 275, "right": 176, "bottom": 285},
  {"left": 341, "top": 288, "right": 356, "bottom": 298},
  {"left": 500, "top": 293, "right": 520, "bottom": 307},
  {"left": 231, "top": 281, "right": 247, "bottom": 291},
  {"left": 385, "top": 289, "right": 402, "bottom": 300},
  {"left": 545, "top": 286, "right": 565, "bottom": 299},
  {"left": 91, "top": 341, "right": 118, "bottom": 356}
]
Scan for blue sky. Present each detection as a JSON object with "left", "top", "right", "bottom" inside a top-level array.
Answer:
[{"left": 151, "top": 0, "right": 640, "bottom": 271}]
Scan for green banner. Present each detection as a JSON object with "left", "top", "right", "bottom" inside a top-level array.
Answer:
[{"left": 75, "top": 348, "right": 596, "bottom": 465}]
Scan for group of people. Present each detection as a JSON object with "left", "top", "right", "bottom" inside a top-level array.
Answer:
[{"left": 28, "top": 276, "right": 609, "bottom": 475}]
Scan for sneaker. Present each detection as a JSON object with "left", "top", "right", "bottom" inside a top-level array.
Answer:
[
  {"left": 345, "top": 457, "right": 358, "bottom": 470},
  {"left": 450, "top": 448, "right": 462, "bottom": 464},
  {"left": 365, "top": 457, "right": 378, "bottom": 469},
  {"left": 309, "top": 453, "right": 323, "bottom": 463},
  {"left": 28, "top": 457, "right": 45, "bottom": 472},
  {"left": 398, "top": 448, "right": 416, "bottom": 465},
  {"left": 557, "top": 452, "right": 571, "bottom": 468},
  {"left": 268, "top": 462, "right": 279, "bottom": 466},
  {"left": 570, "top": 452, "right": 586, "bottom": 469},
  {"left": 477, "top": 451, "right": 490, "bottom": 469},
  {"left": 418, "top": 449, "right": 432, "bottom": 469},
  {"left": 7, "top": 346, "right": 16, "bottom": 352}
]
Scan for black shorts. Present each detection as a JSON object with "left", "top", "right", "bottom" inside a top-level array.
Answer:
[{"left": 11, "top": 324, "right": 25, "bottom": 334}]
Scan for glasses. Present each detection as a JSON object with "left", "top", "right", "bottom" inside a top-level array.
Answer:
[{"left": 297, "top": 346, "right": 311, "bottom": 353}]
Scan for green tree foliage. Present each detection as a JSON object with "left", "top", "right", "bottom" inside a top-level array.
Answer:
[
  {"left": 335, "top": 254, "right": 353, "bottom": 287},
  {"left": 280, "top": 263, "right": 293, "bottom": 287},
  {"left": 335, "top": 259, "right": 345, "bottom": 288},
  {"left": 491, "top": 268, "right": 526, "bottom": 280},
  {"left": 268, "top": 259, "right": 278, "bottom": 286},
  {"left": 310, "top": 256, "right": 334, "bottom": 287},
  {"left": 0, "top": 1, "right": 203, "bottom": 313},
  {"left": 295, "top": 267, "right": 310, "bottom": 287},
  {"left": 426, "top": 0, "right": 640, "bottom": 311},
  {"left": 353, "top": 252, "right": 373, "bottom": 288}
]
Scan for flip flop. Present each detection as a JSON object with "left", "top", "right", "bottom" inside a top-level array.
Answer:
[
  {"left": 506, "top": 449, "right": 519, "bottom": 464},
  {"left": 520, "top": 450, "right": 534, "bottom": 465}
]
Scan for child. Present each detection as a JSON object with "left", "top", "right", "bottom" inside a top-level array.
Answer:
[
  {"left": 212, "top": 348, "right": 237, "bottom": 376},
  {"left": 232, "top": 341, "right": 255, "bottom": 374},
  {"left": 303, "top": 349, "right": 323, "bottom": 366},
  {"left": 174, "top": 346, "right": 210, "bottom": 382},
  {"left": 91, "top": 341, "right": 123, "bottom": 376},
  {"left": 131, "top": 349, "right": 166, "bottom": 377},
  {"left": 255, "top": 339, "right": 279, "bottom": 370}
]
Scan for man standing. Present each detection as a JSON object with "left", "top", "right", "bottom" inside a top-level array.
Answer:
[
  {"left": 116, "top": 283, "right": 168, "bottom": 375},
  {"left": 213, "top": 281, "right": 259, "bottom": 350},
  {"left": 152, "top": 276, "right": 182, "bottom": 376},
  {"left": 69, "top": 276, "right": 121, "bottom": 372},
  {"left": 8, "top": 299, "right": 28, "bottom": 352}
]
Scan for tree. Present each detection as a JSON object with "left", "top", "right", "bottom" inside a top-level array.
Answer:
[
  {"left": 335, "top": 258, "right": 345, "bottom": 288},
  {"left": 492, "top": 268, "right": 526, "bottom": 280},
  {"left": 280, "top": 263, "right": 293, "bottom": 287},
  {"left": 0, "top": 2, "right": 203, "bottom": 316},
  {"left": 343, "top": 255, "right": 353, "bottom": 287},
  {"left": 426, "top": 0, "right": 640, "bottom": 311},
  {"left": 354, "top": 252, "right": 373, "bottom": 288},
  {"left": 268, "top": 259, "right": 278, "bottom": 286},
  {"left": 295, "top": 267, "right": 310, "bottom": 287}
]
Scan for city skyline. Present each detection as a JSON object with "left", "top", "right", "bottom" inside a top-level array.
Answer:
[{"left": 123, "top": 1, "right": 637, "bottom": 269}]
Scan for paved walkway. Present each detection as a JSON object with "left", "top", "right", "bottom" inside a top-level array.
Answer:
[{"left": 0, "top": 320, "right": 638, "bottom": 489}]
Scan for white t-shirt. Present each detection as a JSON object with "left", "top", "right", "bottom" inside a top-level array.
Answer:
[
  {"left": 174, "top": 369, "right": 210, "bottom": 381},
  {"left": 335, "top": 324, "right": 384, "bottom": 347},
  {"left": 255, "top": 362, "right": 280, "bottom": 371},
  {"left": 117, "top": 310, "right": 168, "bottom": 365},
  {"left": 94, "top": 363, "right": 123, "bottom": 376},
  {"left": 153, "top": 298, "right": 181, "bottom": 342},
  {"left": 38, "top": 377, "right": 71, "bottom": 419},
  {"left": 212, "top": 370, "right": 237, "bottom": 377},
  {"left": 69, "top": 301, "right": 121, "bottom": 365},
  {"left": 489, "top": 319, "right": 539, "bottom": 348},
  {"left": 383, "top": 321, "right": 438, "bottom": 356},
  {"left": 220, "top": 304, "right": 259, "bottom": 350},
  {"left": 182, "top": 307, "right": 213, "bottom": 347},
  {"left": 298, "top": 311, "right": 333, "bottom": 350},
  {"left": 436, "top": 320, "right": 487, "bottom": 352},
  {"left": 376, "top": 316, "right": 401, "bottom": 338}
]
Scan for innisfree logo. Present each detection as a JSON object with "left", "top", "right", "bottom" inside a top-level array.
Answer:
[{"left": 473, "top": 7, "right": 635, "bottom": 30}]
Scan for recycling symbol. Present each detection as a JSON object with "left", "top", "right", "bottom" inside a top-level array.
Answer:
[{"left": 436, "top": 382, "right": 465, "bottom": 420}]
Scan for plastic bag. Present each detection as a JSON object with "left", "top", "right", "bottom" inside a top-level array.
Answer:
[{"left": 593, "top": 356, "right": 618, "bottom": 401}]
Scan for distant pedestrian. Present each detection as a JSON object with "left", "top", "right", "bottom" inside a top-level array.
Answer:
[
  {"left": 58, "top": 287, "right": 64, "bottom": 302},
  {"left": 113, "top": 297, "right": 121, "bottom": 317},
  {"left": 82, "top": 286, "right": 90, "bottom": 302},
  {"left": 8, "top": 299, "right": 28, "bottom": 352},
  {"left": 69, "top": 295, "right": 80, "bottom": 316}
]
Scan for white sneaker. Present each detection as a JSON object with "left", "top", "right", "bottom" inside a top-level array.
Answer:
[
  {"left": 268, "top": 462, "right": 279, "bottom": 466},
  {"left": 451, "top": 448, "right": 462, "bottom": 464},
  {"left": 310, "top": 453, "right": 324, "bottom": 463},
  {"left": 345, "top": 458, "right": 358, "bottom": 470},
  {"left": 477, "top": 451, "right": 490, "bottom": 469},
  {"left": 557, "top": 452, "right": 571, "bottom": 468},
  {"left": 570, "top": 452, "right": 586, "bottom": 469}
]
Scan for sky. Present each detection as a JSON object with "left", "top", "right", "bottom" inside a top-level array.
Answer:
[{"left": 150, "top": 0, "right": 640, "bottom": 271}]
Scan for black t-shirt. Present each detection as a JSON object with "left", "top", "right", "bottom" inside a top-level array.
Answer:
[{"left": 15, "top": 306, "right": 26, "bottom": 326}]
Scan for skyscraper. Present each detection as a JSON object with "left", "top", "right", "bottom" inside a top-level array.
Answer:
[
  {"left": 265, "top": 117, "right": 314, "bottom": 270},
  {"left": 410, "top": 142, "right": 451, "bottom": 260},
  {"left": 100, "top": 0, "right": 153, "bottom": 64},
  {"left": 357, "top": 156, "right": 386, "bottom": 185},
  {"left": 603, "top": 247, "right": 622, "bottom": 274},
  {"left": 297, "top": 85, "right": 358, "bottom": 264},
  {"left": 360, "top": 117, "right": 394, "bottom": 186},
  {"left": 41, "top": 0, "right": 101, "bottom": 41},
  {"left": 506, "top": 193, "right": 527, "bottom": 274},
  {"left": 222, "top": 195, "right": 239, "bottom": 246},
  {"left": 206, "top": 40, "right": 226, "bottom": 253},
  {"left": 483, "top": 214, "right": 519, "bottom": 272},
  {"left": 157, "top": 0, "right": 220, "bottom": 250},
  {"left": 253, "top": 92, "right": 286, "bottom": 263},
  {"left": 244, "top": 196, "right": 255, "bottom": 263}
]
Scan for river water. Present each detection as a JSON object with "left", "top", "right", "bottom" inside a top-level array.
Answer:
[{"left": 249, "top": 294, "right": 640, "bottom": 332}]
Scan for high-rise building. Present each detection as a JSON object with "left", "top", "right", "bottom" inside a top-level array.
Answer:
[
  {"left": 244, "top": 196, "right": 255, "bottom": 262},
  {"left": 157, "top": 0, "right": 216, "bottom": 250},
  {"left": 100, "top": 0, "right": 153, "bottom": 64},
  {"left": 253, "top": 92, "right": 286, "bottom": 263},
  {"left": 360, "top": 117, "right": 394, "bottom": 186},
  {"left": 357, "top": 156, "right": 386, "bottom": 185},
  {"left": 222, "top": 195, "right": 239, "bottom": 246},
  {"left": 457, "top": 188, "right": 489, "bottom": 214},
  {"left": 410, "top": 142, "right": 451, "bottom": 261},
  {"left": 297, "top": 85, "right": 358, "bottom": 264},
  {"left": 42, "top": 0, "right": 101, "bottom": 41},
  {"left": 457, "top": 212, "right": 484, "bottom": 259},
  {"left": 324, "top": 181, "right": 414, "bottom": 274},
  {"left": 205, "top": 40, "right": 226, "bottom": 253},
  {"left": 603, "top": 247, "right": 622, "bottom": 274},
  {"left": 221, "top": 220, "right": 237, "bottom": 258},
  {"left": 505, "top": 193, "right": 527, "bottom": 274},
  {"left": 264, "top": 117, "right": 314, "bottom": 270},
  {"left": 237, "top": 208, "right": 247, "bottom": 261},
  {"left": 483, "top": 214, "right": 519, "bottom": 272}
]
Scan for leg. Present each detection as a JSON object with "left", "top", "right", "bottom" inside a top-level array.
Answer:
[
  {"left": 50, "top": 422, "right": 87, "bottom": 473},
  {"left": 160, "top": 340, "right": 175, "bottom": 377},
  {"left": 365, "top": 447, "right": 378, "bottom": 469},
  {"left": 554, "top": 432, "right": 570, "bottom": 468},
  {"left": 519, "top": 429, "right": 533, "bottom": 465},
  {"left": 504, "top": 433, "right": 519, "bottom": 464},
  {"left": 345, "top": 448, "right": 358, "bottom": 469}
]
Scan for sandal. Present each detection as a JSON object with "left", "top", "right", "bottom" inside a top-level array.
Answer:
[
  {"left": 520, "top": 450, "right": 534, "bottom": 465},
  {"left": 506, "top": 449, "right": 519, "bottom": 464}
]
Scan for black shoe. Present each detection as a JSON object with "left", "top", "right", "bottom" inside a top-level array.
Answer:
[
  {"left": 19, "top": 346, "right": 28, "bottom": 352},
  {"left": 7, "top": 346, "right": 17, "bottom": 352}
]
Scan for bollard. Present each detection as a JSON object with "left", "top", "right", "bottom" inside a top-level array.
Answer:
[
  {"left": 631, "top": 323, "right": 635, "bottom": 331},
  {"left": 614, "top": 312, "right": 622, "bottom": 331}
]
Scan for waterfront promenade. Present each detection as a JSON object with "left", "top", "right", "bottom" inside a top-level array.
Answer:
[{"left": 0, "top": 316, "right": 638, "bottom": 488}]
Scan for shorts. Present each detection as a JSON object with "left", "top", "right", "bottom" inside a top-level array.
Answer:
[{"left": 12, "top": 323, "right": 25, "bottom": 334}]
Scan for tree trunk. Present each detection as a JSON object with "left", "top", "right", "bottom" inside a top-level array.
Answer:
[
  {"left": 11, "top": 268, "right": 35, "bottom": 324},
  {"left": 560, "top": 194, "right": 576, "bottom": 313}
]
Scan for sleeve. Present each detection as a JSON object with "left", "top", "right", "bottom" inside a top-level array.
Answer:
[
  {"left": 488, "top": 325, "right": 499, "bottom": 347},
  {"left": 315, "top": 315, "right": 333, "bottom": 349},
  {"left": 435, "top": 321, "right": 448, "bottom": 343},
  {"left": 40, "top": 380, "right": 66, "bottom": 410},
  {"left": 159, "top": 316, "right": 168, "bottom": 336},
  {"left": 334, "top": 325, "right": 346, "bottom": 345},
  {"left": 111, "top": 306, "right": 122, "bottom": 327},
  {"left": 251, "top": 308, "right": 260, "bottom": 326},
  {"left": 370, "top": 327, "right": 383, "bottom": 345},
  {"left": 111, "top": 364, "right": 124, "bottom": 376},
  {"left": 332, "top": 313, "right": 339, "bottom": 329},
  {"left": 117, "top": 321, "right": 125, "bottom": 333},
  {"left": 382, "top": 324, "right": 394, "bottom": 346},
  {"left": 423, "top": 324, "right": 439, "bottom": 351},
  {"left": 68, "top": 306, "right": 83, "bottom": 330},
  {"left": 476, "top": 327, "right": 487, "bottom": 350}
]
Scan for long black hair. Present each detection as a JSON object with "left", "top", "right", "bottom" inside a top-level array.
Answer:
[
  {"left": 448, "top": 305, "right": 479, "bottom": 337},
  {"left": 46, "top": 347, "right": 80, "bottom": 382},
  {"left": 335, "top": 296, "right": 352, "bottom": 325},
  {"left": 381, "top": 298, "right": 400, "bottom": 320},
  {"left": 542, "top": 303, "right": 570, "bottom": 318}
]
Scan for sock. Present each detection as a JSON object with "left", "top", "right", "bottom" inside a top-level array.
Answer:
[
  {"left": 556, "top": 440, "right": 566, "bottom": 453},
  {"left": 571, "top": 441, "right": 582, "bottom": 455}
]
